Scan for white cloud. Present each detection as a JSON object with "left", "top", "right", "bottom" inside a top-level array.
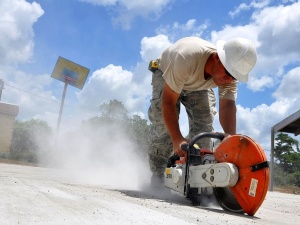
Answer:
[
  {"left": 236, "top": 95, "right": 299, "bottom": 153},
  {"left": 80, "top": 0, "right": 173, "bottom": 29},
  {"left": 78, "top": 64, "right": 147, "bottom": 116},
  {"left": 78, "top": 64, "right": 132, "bottom": 105},
  {"left": 254, "top": 2, "right": 300, "bottom": 57},
  {"left": 81, "top": 0, "right": 172, "bottom": 10},
  {"left": 211, "top": 24, "right": 258, "bottom": 45},
  {"left": 156, "top": 19, "right": 209, "bottom": 41},
  {"left": 0, "top": 0, "right": 60, "bottom": 130},
  {"left": 229, "top": 0, "right": 270, "bottom": 18},
  {"left": 0, "top": 0, "right": 44, "bottom": 65},
  {"left": 2, "top": 70, "right": 57, "bottom": 120},
  {"left": 92, "top": 64, "right": 133, "bottom": 90},
  {"left": 140, "top": 20, "right": 209, "bottom": 63},
  {"left": 247, "top": 75, "right": 273, "bottom": 91},
  {"left": 273, "top": 67, "right": 300, "bottom": 101},
  {"left": 77, "top": 34, "right": 172, "bottom": 122},
  {"left": 229, "top": 66, "right": 300, "bottom": 153},
  {"left": 79, "top": 0, "right": 118, "bottom": 6},
  {"left": 140, "top": 34, "right": 171, "bottom": 62},
  {"left": 211, "top": 1, "right": 300, "bottom": 91}
]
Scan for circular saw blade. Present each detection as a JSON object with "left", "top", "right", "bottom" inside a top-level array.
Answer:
[{"left": 213, "top": 187, "right": 244, "bottom": 213}]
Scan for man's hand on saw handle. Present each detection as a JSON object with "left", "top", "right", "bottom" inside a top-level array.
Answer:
[{"left": 173, "top": 138, "right": 188, "bottom": 157}]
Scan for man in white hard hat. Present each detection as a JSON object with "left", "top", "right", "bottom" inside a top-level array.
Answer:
[{"left": 148, "top": 36, "right": 257, "bottom": 187}]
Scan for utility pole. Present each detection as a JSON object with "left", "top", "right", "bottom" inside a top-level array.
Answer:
[{"left": 0, "top": 79, "right": 4, "bottom": 101}]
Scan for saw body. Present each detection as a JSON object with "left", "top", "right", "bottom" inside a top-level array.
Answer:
[
  {"left": 165, "top": 162, "right": 239, "bottom": 191},
  {"left": 164, "top": 133, "right": 269, "bottom": 216}
]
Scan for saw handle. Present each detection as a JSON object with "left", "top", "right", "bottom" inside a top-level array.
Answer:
[
  {"left": 180, "top": 132, "right": 225, "bottom": 152},
  {"left": 167, "top": 154, "right": 180, "bottom": 167},
  {"left": 180, "top": 132, "right": 225, "bottom": 153},
  {"left": 189, "top": 132, "right": 225, "bottom": 148},
  {"left": 181, "top": 143, "right": 188, "bottom": 151},
  {"left": 167, "top": 132, "right": 225, "bottom": 168}
]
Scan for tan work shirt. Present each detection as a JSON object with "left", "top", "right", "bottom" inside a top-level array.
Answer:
[{"left": 158, "top": 37, "right": 237, "bottom": 101}]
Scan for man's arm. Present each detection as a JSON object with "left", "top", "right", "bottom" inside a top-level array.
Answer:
[
  {"left": 161, "top": 83, "right": 187, "bottom": 156},
  {"left": 219, "top": 98, "right": 237, "bottom": 135}
]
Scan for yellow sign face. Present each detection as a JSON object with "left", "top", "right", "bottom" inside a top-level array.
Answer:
[{"left": 51, "top": 56, "right": 90, "bottom": 90}]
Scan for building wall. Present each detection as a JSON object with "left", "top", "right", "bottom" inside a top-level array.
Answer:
[{"left": 0, "top": 103, "right": 19, "bottom": 153}]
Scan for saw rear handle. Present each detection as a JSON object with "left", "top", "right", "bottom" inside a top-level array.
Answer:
[{"left": 167, "top": 132, "right": 225, "bottom": 167}]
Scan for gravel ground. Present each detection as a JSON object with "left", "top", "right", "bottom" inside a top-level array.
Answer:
[{"left": 0, "top": 163, "right": 299, "bottom": 225}]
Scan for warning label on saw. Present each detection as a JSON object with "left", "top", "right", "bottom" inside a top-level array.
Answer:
[{"left": 249, "top": 178, "right": 258, "bottom": 197}]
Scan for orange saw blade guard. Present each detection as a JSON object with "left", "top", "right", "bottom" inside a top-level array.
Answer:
[{"left": 214, "top": 135, "right": 270, "bottom": 216}]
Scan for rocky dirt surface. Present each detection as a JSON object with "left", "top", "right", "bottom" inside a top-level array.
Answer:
[{"left": 0, "top": 163, "right": 299, "bottom": 225}]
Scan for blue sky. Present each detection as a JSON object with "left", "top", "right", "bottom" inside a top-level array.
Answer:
[{"left": 1, "top": 0, "right": 300, "bottom": 156}]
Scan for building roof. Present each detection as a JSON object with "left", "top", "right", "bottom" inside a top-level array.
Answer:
[{"left": 272, "top": 110, "right": 300, "bottom": 136}]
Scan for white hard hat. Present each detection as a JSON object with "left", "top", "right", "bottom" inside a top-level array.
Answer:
[{"left": 216, "top": 37, "right": 257, "bottom": 82}]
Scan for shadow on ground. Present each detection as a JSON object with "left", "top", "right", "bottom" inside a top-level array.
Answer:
[{"left": 117, "top": 187, "right": 259, "bottom": 220}]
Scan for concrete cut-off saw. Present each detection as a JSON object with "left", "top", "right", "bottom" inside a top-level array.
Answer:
[{"left": 164, "top": 132, "right": 270, "bottom": 216}]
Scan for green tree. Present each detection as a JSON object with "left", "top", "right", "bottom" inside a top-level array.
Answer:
[
  {"left": 127, "top": 115, "right": 150, "bottom": 159},
  {"left": 82, "top": 99, "right": 150, "bottom": 158},
  {"left": 275, "top": 133, "right": 300, "bottom": 173},
  {"left": 274, "top": 132, "right": 300, "bottom": 186},
  {"left": 10, "top": 119, "right": 52, "bottom": 163},
  {"left": 84, "top": 100, "right": 126, "bottom": 128},
  {"left": 99, "top": 99, "right": 128, "bottom": 120}
]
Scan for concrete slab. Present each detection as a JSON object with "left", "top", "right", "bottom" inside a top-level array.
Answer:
[{"left": 0, "top": 163, "right": 299, "bottom": 225}]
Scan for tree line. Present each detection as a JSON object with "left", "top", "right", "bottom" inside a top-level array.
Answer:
[{"left": 8, "top": 99, "right": 150, "bottom": 164}]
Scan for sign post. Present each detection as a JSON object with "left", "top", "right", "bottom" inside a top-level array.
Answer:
[{"left": 51, "top": 57, "right": 89, "bottom": 142}]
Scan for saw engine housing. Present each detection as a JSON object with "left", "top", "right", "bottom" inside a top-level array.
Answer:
[{"left": 164, "top": 133, "right": 270, "bottom": 216}]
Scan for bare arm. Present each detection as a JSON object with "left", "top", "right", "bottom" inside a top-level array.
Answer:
[
  {"left": 162, "top": 83, "right": 187, "bottom": 156},
  {"left": 219, "top": 98, "right": 237, "bottom": 135}
]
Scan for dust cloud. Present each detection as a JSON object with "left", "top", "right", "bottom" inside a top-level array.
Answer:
[
  {"left": 36, "top": 123, "right": 221, "bottom": 210},
  {"left": 39, "top": 123, "right": 151, "bottom": 191}
]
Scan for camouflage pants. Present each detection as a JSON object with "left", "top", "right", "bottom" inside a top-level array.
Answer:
[{"left": 148, "top": 70, "right": 216, "bottom": 177}]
